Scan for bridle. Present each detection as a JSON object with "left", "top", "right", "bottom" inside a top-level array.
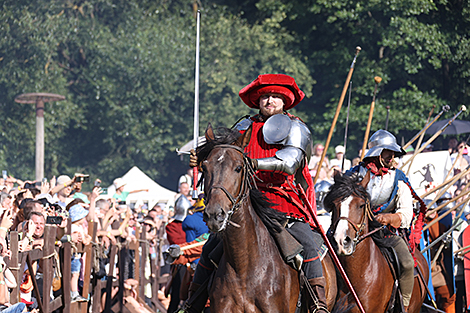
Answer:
[
  {"left": 204, "top": 144, "right": 258, "bottom": 231},
  {"left": 331, "top": 195, "right": 382, "bottom": 251}
]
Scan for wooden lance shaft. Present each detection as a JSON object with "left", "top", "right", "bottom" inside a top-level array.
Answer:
[
  {"left": 423, "top": 166, "right": 470, "bottom": 210},
  {"left": 360, "top": 76, "right": 382, "bottom": 161},
  {"left": 384, "top": 106, "right": 390, "bottom": 131},
  {"left": 442, "top": 135, "right": 470, "bottom": 182},
  {"left": 400, "top": 105, "right": 467, "bottom": 170},
  {"left": 443, "top": 144, "right": 466, "bottom": 183},
  {"left": 445, "top": 136, "right": 470, "bottom": 182},
  {"left": 402, "top": 105, "right": 449, "bottom": 150},
  {"left": 180, "top": 240, "right": 207, "bottom": 251},
  {"left": 406, "top": 105, "right": 436, "bottom": 176},
  {"left": 313, "top": 46, "right": 361, "bottom": 185},
  {"left": 414, "top": 105, "right": 436, "bottom": 153},
  {"left": 420, "top": 164, "right": 470, "bottom": 200},
  {"left": 454, "top": 244, "right": 470, "bottom": 255},
  {"left": 423, "top": 189, "right": 470, "bottom": 231},
  {"left": 425, "top": 187, "right": 470, "bottom": 218}
]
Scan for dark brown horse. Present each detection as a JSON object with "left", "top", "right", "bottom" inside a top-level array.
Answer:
[
  {"left": 197, "top": 125, "right": 336, "bottom": 312},
  {"left": 323, "top": 172, "right": 429, "bottom": 313}
]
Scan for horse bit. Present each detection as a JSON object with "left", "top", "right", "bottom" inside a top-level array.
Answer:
[{"left": 331, "top": 197, "right": 381, "bottom": 251}]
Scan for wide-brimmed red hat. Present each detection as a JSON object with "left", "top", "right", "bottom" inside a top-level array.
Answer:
[{"left": 239, "top": 74, "right": 305, "bottom": 110}]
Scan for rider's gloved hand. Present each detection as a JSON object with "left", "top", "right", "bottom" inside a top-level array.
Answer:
[
  {"left": 189, "top": 149, "right": 198, "bottom": 168},
  {"left": 164, "top": 244, "right": 183, "bottom": 264},
  {"left": 168, "top": 244, "right": 182, "bottom": 258},
  {"left": 375, "top": 213, "right": 402, "bottom": 228}
]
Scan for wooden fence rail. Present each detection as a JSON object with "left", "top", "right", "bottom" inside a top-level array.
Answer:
[{"left": 6, "top": 219, "right": 169, "bottom": 313}]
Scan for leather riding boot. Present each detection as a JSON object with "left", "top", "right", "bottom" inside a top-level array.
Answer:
[{"left": 308, "top": 277, "right": 329, "bottom": 313}]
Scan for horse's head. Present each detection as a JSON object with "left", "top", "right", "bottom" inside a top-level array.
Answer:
[
  {"left": 198, "top": 124, "right": 253, "bottom": 232},
  {"left": 323, "top": 171, "right": 371, "bottom": 255}
]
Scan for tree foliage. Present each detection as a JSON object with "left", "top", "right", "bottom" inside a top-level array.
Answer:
[{"left": 0, "top": 0, "right": 468, "bottom": 188}]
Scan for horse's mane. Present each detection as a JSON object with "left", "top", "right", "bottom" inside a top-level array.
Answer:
[
  {"left": 197, "top": 126, "right": 286, "bottom": 233},
  {"left": 250, "top": 189, "right": 286, "bottom": 233},
  {"left": 323, "top": 173, "right": 370, "bottom": 212},
  {"left": 196, "top": 127, "right": 241, "bottom": 164}
]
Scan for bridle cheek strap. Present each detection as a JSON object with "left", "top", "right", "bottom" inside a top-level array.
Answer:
[
  {"left": 332, "top": 199, "right": 375, "bottom": 247},
  {"left": 206, "top": 145, "right": 255, "bottom": 230}
]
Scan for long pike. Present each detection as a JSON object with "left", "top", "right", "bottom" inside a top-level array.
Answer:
[{"left": 192, "top": 10, "right": 201, "bottom": 200}]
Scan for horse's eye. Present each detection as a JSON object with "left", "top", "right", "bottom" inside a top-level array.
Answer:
[{"left": 235, "top": 166, "right": 242, "bottom": 173}]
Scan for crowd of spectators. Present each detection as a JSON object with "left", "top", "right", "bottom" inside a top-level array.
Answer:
[{"left": 0, "top": 170, "right": 211, "bottom": 313}]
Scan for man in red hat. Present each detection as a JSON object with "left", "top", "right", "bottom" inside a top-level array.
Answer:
[{"left": 188, "top": 74, "right": 328, "bottom": 313}]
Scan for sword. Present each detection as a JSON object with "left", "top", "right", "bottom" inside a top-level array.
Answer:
[
  {"left": 192, "top": 10, "right": 201, "bottom": 200},
  {"left": 297, "top": 184, "right": 366, "bottom": 313}
]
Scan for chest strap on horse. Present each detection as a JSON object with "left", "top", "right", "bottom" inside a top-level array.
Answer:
[{"left": 179, "top": 275, "right": 211, "bottom": 313}]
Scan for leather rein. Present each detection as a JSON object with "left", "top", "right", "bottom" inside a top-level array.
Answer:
[
  {"left": 331, "top": 196, "right": 383, "bottom": 249},
  {"left": 205, "top": 144, "right": 258, "bottom": 230}
]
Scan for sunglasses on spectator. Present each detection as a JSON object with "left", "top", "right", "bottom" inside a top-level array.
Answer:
[{"left": 144, "top": 223, "right": 155, "bottom": 231}]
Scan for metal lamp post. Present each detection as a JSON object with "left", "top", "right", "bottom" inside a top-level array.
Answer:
[{"left": 14, "top": 93, "right": 65, "bottom": 180}]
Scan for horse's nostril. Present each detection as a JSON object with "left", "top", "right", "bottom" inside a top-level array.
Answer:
[
  {"left": 344, "top": 235, "right": 352, "bottom": 247},
  {"left": 216, "top": 210, "right": 225, "bottom": 222}
]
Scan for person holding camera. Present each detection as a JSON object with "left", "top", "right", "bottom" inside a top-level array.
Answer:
[{"left": 50, "top": 174, "right": 89, "bottom": 209}]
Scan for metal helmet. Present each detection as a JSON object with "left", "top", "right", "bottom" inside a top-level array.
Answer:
[
  {"left": 174, "top": 195, "right": 191, "bottom": 222},
  {"left": 463, "top": 204, "right": 470, "bottom": 217},
  {"left": 315, "top": 180, "right": 332, "bottom": 211},
  {"left": 364, "top": 130, "right": 406, "bottom": 159}
]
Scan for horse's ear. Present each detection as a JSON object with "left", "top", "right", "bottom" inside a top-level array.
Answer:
[
  {"left": 234, "top": 124, "right": 252, "bottom": 149},
  {"left": 205, "top": 123, "right": 215, "bottom": 142},
  {"left": 360, "top": 170, "right": 371, "bottom": 189}
]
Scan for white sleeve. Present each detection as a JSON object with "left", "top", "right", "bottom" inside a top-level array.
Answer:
[{"left": 396, "top": 181, "right": 414, "bottom": 228}]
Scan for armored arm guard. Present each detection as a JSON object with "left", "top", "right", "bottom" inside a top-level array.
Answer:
[{"left": 257, "top": 115, "right": 312, "bottom": 175}]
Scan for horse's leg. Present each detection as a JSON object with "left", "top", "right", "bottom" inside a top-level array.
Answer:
[
  {"left": 322, "top": 253, "right": 337, "bottom": 311},
  {"left": 210, "top": 261, "right": 244, "bottom": 313},
  {"left": 408, "top": 250, "right": 430, "bottom": 313}
]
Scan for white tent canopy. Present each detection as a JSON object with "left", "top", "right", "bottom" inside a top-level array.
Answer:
[{"left": 104, "top": 166, "right": 177, "bottom": 211}]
